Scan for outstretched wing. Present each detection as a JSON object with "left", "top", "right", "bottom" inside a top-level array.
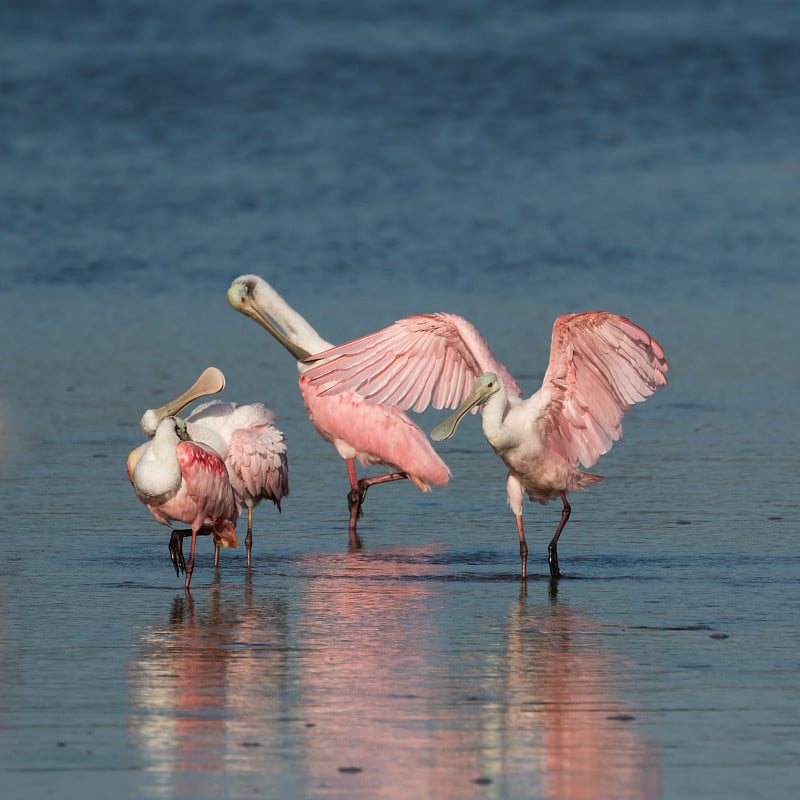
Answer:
[
  {"left": 301, "top": 312, "right": 521, "bottom": 412},
  {"left": 539, "top": 312, "right": 668, "bottom": 469}
]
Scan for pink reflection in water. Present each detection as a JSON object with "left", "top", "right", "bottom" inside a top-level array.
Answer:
[
  {"left": 293, "top": 545, "right": 488, "bottom": 799},
  {"left": 128, "top": 549, "right": 660, "bottom": 799},
  {"left": 493, "top": 593, "right": 662, "bottom": 800},
  {"left": 128, "top": 577, "right": 289, "bottom": 797}
]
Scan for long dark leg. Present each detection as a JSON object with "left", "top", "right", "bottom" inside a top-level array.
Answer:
[
  {"left": 345, "top": 459, "right": 362, "bottom": 548},
  {"left": 547, "top": 492, "right": 571, "bottom": 579},
  {"left": 348, "top": 526, "right": 362, "bottom": 551},
  {"left": 346, "top": 460, "right": 409, "bottom": 526},
  {"left": 169, "top": 529, "right": 192, "bottom": 577},
  {"left": 515, "top": 514, "right": 528, "bottom": 580},
  {"left": 358, "top": 471, "right": 409, "bottom": 497},
  {"left": 185, "top": 529, "right": 199, "bottom": 591},
  {"left": 245, "top": 506, "right": 254, "bottom": 567}
]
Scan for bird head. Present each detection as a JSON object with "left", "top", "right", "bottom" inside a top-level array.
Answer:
[
  {"left": 227, "top": 277, "right": 312, "bottom": 361},
  {"left": 139, "top": 367, "right": 225, "bottom": 436},
  {"left": 430, "top": 372, "right": 501, "bottom": 441}
]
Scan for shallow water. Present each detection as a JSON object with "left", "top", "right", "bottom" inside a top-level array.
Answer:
[{"left": 2, "top": 1, "right": 800, "bottom": 798}]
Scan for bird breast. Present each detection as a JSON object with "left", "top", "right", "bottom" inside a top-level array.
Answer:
[{"left": 132, "top": 451, "right": 182, "bottom": 502}]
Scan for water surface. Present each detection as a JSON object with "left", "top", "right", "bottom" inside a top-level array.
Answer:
[{"left": 1, "top": 1, "right": 799, "bottom": 798}]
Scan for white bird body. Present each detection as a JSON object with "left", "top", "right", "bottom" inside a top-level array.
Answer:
[
  {"left": 301, "top": 310, "right": 668, "bottom": 577},
  {"left": 129, "top": 433, "right": 181, "bottom": 507}
]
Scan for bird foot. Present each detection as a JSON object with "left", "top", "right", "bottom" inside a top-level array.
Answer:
[
  {"left": 347, "top": 486, "right": 367, "bottom": 520},
  {"left": 519, "top": 539, "right": 529, "bottom": 581},
  {"left": 184, "top": 558, "right": 194, "bottom": 591},
  {"left": 245, "top": 529, "right": 253, "bottom": 568},
  {"left": 547, "top": 543, "right": 562, "bottom": 580},
  {"left": 168, "top": 530, "right": 188, "bottom": 577}
]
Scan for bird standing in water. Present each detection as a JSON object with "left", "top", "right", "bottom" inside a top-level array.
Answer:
[
  {"left": 140, "top": 367, "right": 289, "bottom": 567},
  {"left": 227, "top": 275, "right": 450, "bottom": 544},
  {"left": 127, "top": 416, "right": 239, "bottom": 589},
  {"left": 301, "top": 311, "right": 668, "bottom": 578}
]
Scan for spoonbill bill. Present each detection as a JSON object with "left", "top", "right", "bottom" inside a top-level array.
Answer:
[
  {"left": 127, "top": 416, "right": 239, "bottom": 589},
  {"left": 300, "top": 311, "right": 668, "bottom": 579},
  {"left": 140, "top": 367, "right": 290, "bottom": 566},
  {"left": 226, "top": 275, "right": 450, "bottom": 542}
]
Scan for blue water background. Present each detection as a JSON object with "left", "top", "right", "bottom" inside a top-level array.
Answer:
[{"left": 1, "top": 1, "right": 799, "bottom": 798}]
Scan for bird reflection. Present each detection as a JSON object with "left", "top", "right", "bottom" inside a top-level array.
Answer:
[
  {"left": 292, "top": 545, "right": 490, "bottom": 799},
  {"left": 128, "top": 575, "right": 289, "bottom": 798},
  {"left": 127, "top": 553, "right": 659, "bottom": 800},
  {"left": 482, "top": 586, "right": 661, "bottom": 800}
]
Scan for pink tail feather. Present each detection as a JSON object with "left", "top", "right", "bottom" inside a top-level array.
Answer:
[{"left": 212, "top": 520, "right": 239, "bottom": 549}]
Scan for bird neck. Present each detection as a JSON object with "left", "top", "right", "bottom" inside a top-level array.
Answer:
[
  {"left": 480, "top": 385, "right": 512, "bottom": 448},
  {"left": 252, "top": 279, "right": 333, "bottom": 361},
  {"left": 133, "top": 424, "right": 182, "bottom": 498},
  {"left": 151, "top": 423, "right": 181, "bottom": 466}
]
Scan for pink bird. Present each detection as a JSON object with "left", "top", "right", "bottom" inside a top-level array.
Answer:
[
  {"left": 140, "top": 367, "right": 290, "bottom": 567},
  {"left": 300, "top": 311, "right": 668, "bottom": 579},
  {"left": 227, "top": 275, "right": 450, "bottom": 542},
  {"left": 127, "top": 416, "right": 240, "bottom": 590}
]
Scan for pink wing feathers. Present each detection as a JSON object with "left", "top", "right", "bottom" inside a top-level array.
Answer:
[
  {"left": 302, "top": 312, "right": 521, "bottom": 412},
  {"left": 538, "top": 312, "right": 668, "bottom": 470},
  {"left": 176, "top": 440, "right": 240, "bottom": 547},
  {"left": 299, "top": 387, "right": 451, "bottom": 489},
  {"left": 186, "top": 399, "right": 290, "bottom": 510},
  {"left": 227, "top": 423, "right": 290, "bottom": 508}
]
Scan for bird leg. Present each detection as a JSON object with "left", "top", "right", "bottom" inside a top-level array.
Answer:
[
  {"left": 357, "top": 471, "right": 410, "bottom": 503},
  {"left": 214, "top": 545, "right": 220, "bottom": 570},
  {"left": 169, "top": 528, "right": 215, "bottom": 579},
  {"left": 348, "top": 530, "right": 362, "bottom": 551},
  {"left": 547, "top": 492, "right": 571, "bottom": 579},
  {"left": 245, "top": 506, "right": 254, "bottom": 567},
  {"left": 515, "top": 515, "right": 528, "bottom": 580},
  {"left": 168, "top": 529, "right": 192, "bottom": 577},
  {"left": 346, "top": 459, "right": 362, "bottom": 527},
  {"left": 184, "top": 529, "right": 198, "bottom": 591},
  {"left": 345, "top": 459, "right": 409, "bottom": 530}
]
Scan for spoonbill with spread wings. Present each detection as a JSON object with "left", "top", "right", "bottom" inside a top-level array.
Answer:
[{"left": 301, "top": 311, "right": 668, "bottom": 579}]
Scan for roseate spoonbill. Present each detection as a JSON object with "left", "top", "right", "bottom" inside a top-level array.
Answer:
[
  {"left": 127, "top": 417, "right": 239, "bottom": 589},
  {"left": 300, "top": 311, "right": 668, "bottom": 578},
  {"left": 140, "top": 367, "right": 290, "bottom": 567},
  {"left": 226, "top": 275, "right": 450, "bottom": 541}
]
